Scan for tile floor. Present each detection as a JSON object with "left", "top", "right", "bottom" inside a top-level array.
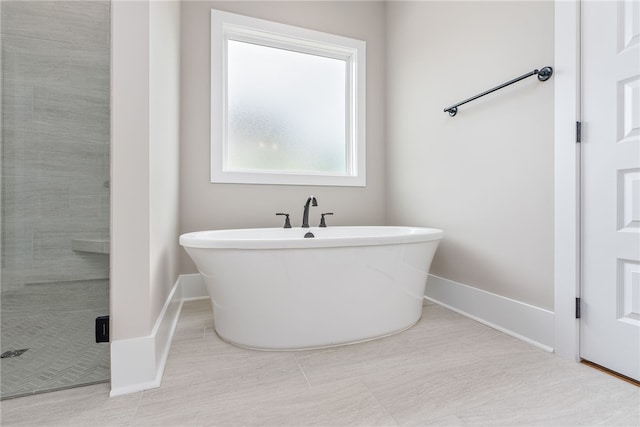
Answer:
[
  {"left": 0, "top": 280, "right": 110, "bottom": 399},
  {"left": 1, "top": 299, "right": 639, "bottom": 426}
]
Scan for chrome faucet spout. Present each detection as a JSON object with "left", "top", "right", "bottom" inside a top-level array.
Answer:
[{"left": 302, "top": 196, "right": 317, "bottom": 228}]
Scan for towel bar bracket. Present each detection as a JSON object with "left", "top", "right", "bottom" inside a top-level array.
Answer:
[{"left": 537, "top": 66, "right": 553, "bottom": 81}]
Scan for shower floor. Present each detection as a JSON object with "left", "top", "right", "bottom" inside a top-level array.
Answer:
[{"left": 0, "top": 279, "right": 110, "bottom": 399}]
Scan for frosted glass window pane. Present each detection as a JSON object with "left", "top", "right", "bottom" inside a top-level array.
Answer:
[{"left": 227, "top": 40, "right": 347, "bottom": 173}]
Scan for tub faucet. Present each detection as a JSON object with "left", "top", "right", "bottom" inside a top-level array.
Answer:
[{"left": 301, "top": 196, "right": 317, "bottom": 228}]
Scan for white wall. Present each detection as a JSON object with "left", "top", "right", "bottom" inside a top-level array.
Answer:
[
  {"left": 149, "top": 0, "right": 181, "bottom": 333},
  {"left": 111, "top": 0, "right": 180, "bottom": 341},
  {"left": 111, "top": 0, "right": 151, "bottom": 340},
  {"left": 386, "top": 1, "right": 555, "bottom": 310},
  {"left": 179, "top": 1, "right": 387, "bottom": 273}
]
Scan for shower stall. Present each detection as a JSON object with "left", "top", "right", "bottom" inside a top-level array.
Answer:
[{"left": 1, "top": 1, "right": 110, "bottom": 399}]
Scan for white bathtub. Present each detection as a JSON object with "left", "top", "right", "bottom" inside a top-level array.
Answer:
[{"left": 180, "top": 226, "right": 443, "bottom": 350}]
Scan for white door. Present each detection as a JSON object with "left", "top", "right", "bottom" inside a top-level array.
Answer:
[{"left": 581, "top": 0, "right": 640, "bottom": 381}]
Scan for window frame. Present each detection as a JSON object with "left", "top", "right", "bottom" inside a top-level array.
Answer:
[{"left": 210, "top": 9, "right": 366, "bottom": 186}]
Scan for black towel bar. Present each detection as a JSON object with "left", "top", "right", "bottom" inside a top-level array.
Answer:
[{"left": 444, "top": 66, "right": 553, "bottom": 117}]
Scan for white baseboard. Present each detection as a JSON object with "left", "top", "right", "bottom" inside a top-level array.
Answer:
[
  {"left": 110, "top": 274, "right": 207, "bottom": 397},
  {"left": 425, "top": 274, "right": 554, "bottom": 352}
]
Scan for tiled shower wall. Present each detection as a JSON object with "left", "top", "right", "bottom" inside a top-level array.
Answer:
[{"left": 1, "top": 1, "right": 110, "bottom": 291}]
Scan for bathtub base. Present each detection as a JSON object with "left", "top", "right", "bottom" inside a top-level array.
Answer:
[{"left": 214, "top": 313, "right": 423, "bottom": 352}]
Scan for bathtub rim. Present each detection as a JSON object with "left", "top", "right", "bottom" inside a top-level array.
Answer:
[{"left": 179, "top": 225, "right": 443, "bottom": 250}]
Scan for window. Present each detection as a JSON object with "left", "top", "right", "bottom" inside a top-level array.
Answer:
[{"left": 210, "top": 9, "right": 366, "bottom": 186}]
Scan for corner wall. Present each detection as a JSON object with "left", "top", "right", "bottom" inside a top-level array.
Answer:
[
  {"left": 179, "top": 1, "right": 387, "bottom": 273},
  {"left": 149, "top": 0, "right": 181, "bottom": 335},
  {"left": 110, "top": 0, "right": 181, "bottom": 395},
  {"left": 111, "top": 0, "right": 152, "bottom": 340},
  {"left": 386, "top": 1, "right": 555, "bottom": 311},
  {"left": 111, "top": 0, "right": 180, "bottom": 350}
]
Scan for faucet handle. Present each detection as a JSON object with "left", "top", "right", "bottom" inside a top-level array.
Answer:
[
  {"left": 319, "top": 212, "right": 334, "bottom": 228},
  {"left": 276, "top": 213, "right": 292, "bottom": 228}
]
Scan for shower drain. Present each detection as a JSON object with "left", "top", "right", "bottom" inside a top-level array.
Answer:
[{"left": 1, "top": 349, "right": 29, "bottom": 359}]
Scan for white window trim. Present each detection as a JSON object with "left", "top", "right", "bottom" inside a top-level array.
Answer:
[{"left": 210, "top": 9, "right": 366, "bottom": 186}]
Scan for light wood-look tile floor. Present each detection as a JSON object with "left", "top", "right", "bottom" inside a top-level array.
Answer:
[{"left": 1, "top": 299, "right": 639, "bottom": 426}]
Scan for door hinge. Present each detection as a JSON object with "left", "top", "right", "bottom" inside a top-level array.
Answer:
[
  {"left": 575, "top": 297, "right": 581, "bottom": 319},
  {"left": 95, "top": 315, "right": 109, "bottom": 343},
  {"left": 576, "top": 121, "right": 582, "bottom": 143}
]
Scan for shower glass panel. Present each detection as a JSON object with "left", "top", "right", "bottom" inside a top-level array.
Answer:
[{"left": 0, "top": 1, "right": 110, "bottom": 399}]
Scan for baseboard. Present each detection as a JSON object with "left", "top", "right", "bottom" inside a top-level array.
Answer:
[
  {"left": 425, "top": 274, "right": 554, "bottom": 352},
  {"left": 110, "top": 274, "right": 206, "bottom": 397}
]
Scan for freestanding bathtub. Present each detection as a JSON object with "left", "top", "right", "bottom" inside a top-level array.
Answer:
[{"left": 180, "top": 226, "right": 443, "bottom": 350}]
